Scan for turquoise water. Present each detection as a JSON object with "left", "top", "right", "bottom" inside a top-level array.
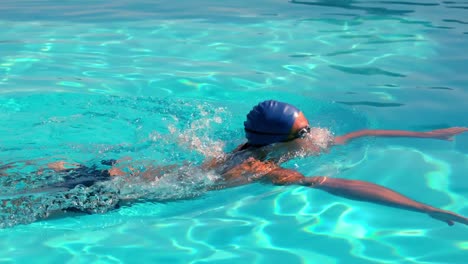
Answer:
[{"left": 1, "top": 0, "right": 468, "bottom": 263}]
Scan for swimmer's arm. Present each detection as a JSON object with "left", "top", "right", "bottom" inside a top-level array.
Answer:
[
  {"left": 263, "top": 168, "right": 468, "bottom": 226},
  {"left": 333, "top": 127, "right": 468, "bottom": 145}
]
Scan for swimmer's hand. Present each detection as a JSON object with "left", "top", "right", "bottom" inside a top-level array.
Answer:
[
  {"left": 424, "top": 127, "right": 468, "bottom": 141},
  {"left": 427, "top": 208, "right": 468, "bottom": 226}
]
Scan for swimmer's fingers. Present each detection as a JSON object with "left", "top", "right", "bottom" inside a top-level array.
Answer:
[
  {"left": 426, "top": 127, "right": 468, "bottom": 141},
  {"left": 428, "top": 209, "right": 468, "bottom": 226}
]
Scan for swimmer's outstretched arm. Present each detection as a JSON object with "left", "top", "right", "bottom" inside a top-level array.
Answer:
[
  {"left": 263, "top": 168, "right": 468, "bottom": 226},
  {"left": 333, "top": 127, "right": 468, "bottom": 145}
]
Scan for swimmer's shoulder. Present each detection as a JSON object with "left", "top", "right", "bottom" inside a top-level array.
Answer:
[{"left": 201, "top": 144, "right": 267, "bottom": 173}]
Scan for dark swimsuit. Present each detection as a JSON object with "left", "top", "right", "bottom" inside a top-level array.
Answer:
[
  {"left": 47, "top": 160, "right": 119, "bottom": 214},
  {"left": 48, "top": 159, "right": 116, "bottom": 190},
  {"left": 52, "top": 165, "right": 112, "bottom": 190}
]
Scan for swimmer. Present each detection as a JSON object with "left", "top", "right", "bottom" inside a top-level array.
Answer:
[
  {"left": 200, "top": 100, "right": 468, "bottom": 226},
  {"left": 8, "top": 100, "right": 468, "bottom": 226}
]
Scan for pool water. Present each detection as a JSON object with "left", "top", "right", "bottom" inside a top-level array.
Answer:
[{"left": 1, "top": 0, "right": 467, "bottom": 263}]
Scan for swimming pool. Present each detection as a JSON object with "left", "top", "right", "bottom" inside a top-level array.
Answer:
[{"left": 1, "top": 0, "right": 467, "bottom": 263}]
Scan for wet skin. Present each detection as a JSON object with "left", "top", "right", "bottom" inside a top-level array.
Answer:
[
  {"left": 202, "top": 113, "right": 468, "bottom": 226},
  {"left": 46, "top": 114, "right": 468, "bottom": 226}
]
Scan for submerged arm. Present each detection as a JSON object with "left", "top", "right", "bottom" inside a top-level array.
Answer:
[
  {"left": 333, "top": 127, "right": 468, "bottom": 145},
  {"left": 263, "top": 168, "right": 468, "bottom": 226}
]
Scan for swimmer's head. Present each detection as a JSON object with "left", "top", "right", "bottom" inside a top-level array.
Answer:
[{"left": 244, "top": 100, "right": 310, "bottom": 146}]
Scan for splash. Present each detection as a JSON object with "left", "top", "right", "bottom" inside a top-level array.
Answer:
[
  {"left": 0, "top": 101, "right": 231, "bottom": 228},
  {"left": 271, "top": 127, "right": 335, "bottom": 164},
  {"left": 0, "top": 183, "right": 119, "bottom": 228},
  {"left": 0, "top": 163, "right": 222, "bottom": 228},
  {"left": 0, "top": 97, "right": 236, "bottom": 228},
  {"left": 167, "top": 103, "right": 227, "bottom": 160},
  {"left": 109, "top": 164, "right": 220, "bottom": 201}
]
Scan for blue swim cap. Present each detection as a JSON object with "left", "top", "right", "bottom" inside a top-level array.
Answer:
[{"left": 244, "top": 100, "right": 301, "bottom": 146}]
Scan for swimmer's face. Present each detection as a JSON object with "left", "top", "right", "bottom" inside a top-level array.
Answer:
[{"left": 288, "top": 112, "right": 310, "bottom": 140}]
